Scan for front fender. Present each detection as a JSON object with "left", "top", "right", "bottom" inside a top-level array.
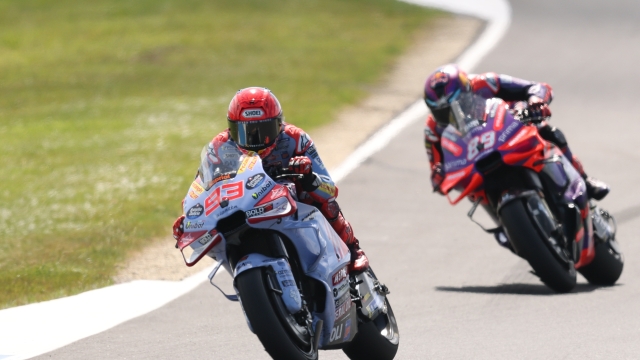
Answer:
[{"left": 234, "top": 253, "right": 302, "bottom": 314}]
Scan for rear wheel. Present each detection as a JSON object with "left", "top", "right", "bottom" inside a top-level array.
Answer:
[
  {"left": 578, "top": 239, "right": 623, "bottom": 285},
  {"left": 500, "top": 199, "right": 576, "bottom": 292},
  {"left": 342, "top": 270, "right": 399, "bottom": 360},
  {"left": 236, "top": 268, "right": 317, "bottom": 360}
]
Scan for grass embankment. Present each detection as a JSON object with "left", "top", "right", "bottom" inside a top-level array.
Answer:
[{"left": 0, "top": 0, "right": 440, "bottom": 308}]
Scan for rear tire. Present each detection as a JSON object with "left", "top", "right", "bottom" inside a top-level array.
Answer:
[
  {"left": 236, "top": 268, "right": 318, "bottom": 360},
  {"left": 500, "top": 199, "right": 576, "bottom": 293},
  {"left": 578, "top": 240, "right": 623, "bottom": 285},
  {"left": 342, "top": 298, "right": 399, "bottom": 359}
]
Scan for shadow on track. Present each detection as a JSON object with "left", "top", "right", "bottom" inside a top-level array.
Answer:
[{"left": 434, "top": 283, "right": 618, "bottom": 296}]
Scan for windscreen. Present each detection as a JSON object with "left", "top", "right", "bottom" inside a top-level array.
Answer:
[
  {"left": 198, "top": 144, "right": 242, "bottom": 191},
  {"left": 449, "top": 92, "right": 488, "bottom": 135}
]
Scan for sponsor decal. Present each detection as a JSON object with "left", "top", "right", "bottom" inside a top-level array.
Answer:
[
  {"left": 267, "top": 186, "right": 285, "bottom": 201},
  {"left": 245, "top": 203, "right": 274, "bottom": 218},
  {"left": 215, "top": 205, "right": 238, "bottom": 218},
  {"left": 251, "top": 180, "right": 274, "bottom": 200},
  {"left": 343, "top": 319, "right": 351, "bottom": 341},
  {"left": 208, "top": 172, "right": 236, "bottom": 188},
  {"left": 236, "top": 260, "right": 252, "bottom": 272},
  {"left": 245, "top": 173, "right": 266, "bottom": 190},
  {"left": 442, "top": 130, "right": 459, "bottom": 142},
  {"left": 188, "top": 181, "right": 205, "bottom": 199},
  {"left": 277, "top": 269, "right": 291, "bottom": 275},
  {"left": 441, "top": 137, "right": 463, "bottom": 156},
  {"left": 334, "top": 280, "right": 348, "bottom": 297},
  {"left": 289, "top": 288, "right": 300, "bottom": 305},
  {"left": 498, "top": 121, "right": 520, "bottom": 143},
  {"left": 334, "top": 299, "right": 351, "bottom": 320},
  {"left": 507, "top": 127, "right": 530, "bottom": 147},
  {"left": 318, "top": 183, "right": 337, "bottom": 197},
  {"left": 301, "top": 209, "right": 317, "bottom": 222},
  {"left": 185, "top": 220, "right": 205, "bottom": 230},
  {"left": 281, "top": 280, "right": 295, "bottom": 287},
  {"left": 281, "top": 153, "right": 288, "bottom": 159},
  {"left": 186, "top": 203, "right": 205, "bottom": 219},
  {"left": 223, "top": 153, "right": 239, "bottom": 159},
  {"left": 330, "top": 323, "right": 344, "bottom": 342},
  {"left": 237, "top": 156, "right": 258, "bottom": 174},
  {"left": 307, "top": 145, "right": 319, "bottom": 159},
  {"left": 242, "top": 108, "right": 264, "bottom": 118},
  {"left": 332, "top": 266, "right": 348, "bottom": 286},
  {"left": 198, "top": 232, "right": 214, "bottom": 245},
  {"left": 444, "top": 158, "right": 468, "bottom": 171}
]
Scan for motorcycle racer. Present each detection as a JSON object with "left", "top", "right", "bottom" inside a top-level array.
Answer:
[
  {"left": 423, "top": 64, "right": 610, "bottom": 201},
  {"left": 173, "top": 87, "right": 368, "bottom": 272}
]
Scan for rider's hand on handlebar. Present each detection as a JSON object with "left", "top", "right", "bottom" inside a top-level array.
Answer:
[
  {"left": 288, "top": 156, "right": 313, "bottom": 175},
  {"left": 431, "top": 163, "right": 445, "bottom": 194},
  {"left": 172, "top": 214, "right": 185, "bottom": 241},
  {"left": 527, "top": 95, "right": 552, "bottom": 121}
]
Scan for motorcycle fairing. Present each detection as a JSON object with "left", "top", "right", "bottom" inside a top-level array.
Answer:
[
  {"left": 251, "top": 202, "right": 356, "bottom": 348},
  {"left": 233, "top": 253, "right": 303, "bottom": 314},
  {"left": 441, "top": 95, "right": 597, "bottom": 268}
]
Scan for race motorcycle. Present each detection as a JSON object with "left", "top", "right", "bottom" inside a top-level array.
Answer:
[
  {"left": 437, "top": 92, "right": 623, "bottom": 292},
  {"left": 176, "top": 147, "right": 399, "bottom": 360}
]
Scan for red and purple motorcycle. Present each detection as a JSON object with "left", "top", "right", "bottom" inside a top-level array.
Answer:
[{"left": 438, "top": 93, "right": 623, "bottom": 292}]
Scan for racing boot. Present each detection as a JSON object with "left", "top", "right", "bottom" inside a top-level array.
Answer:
[
  {"left": 571, "top": 155, "right": 610, "bottom": 201},
  {"left": 327, "top": 211, "right": 369, "bottom": 273},
  {"left": 584, "top": 177, "right": 610, "bottom": 201}
]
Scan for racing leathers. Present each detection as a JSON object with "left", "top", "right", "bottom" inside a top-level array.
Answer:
[
  {"left": 424, "top": 72, "right": 609, "bottom": 200},
  {"left": 207, "top": 122, "right": 368, "bottom": 272}
]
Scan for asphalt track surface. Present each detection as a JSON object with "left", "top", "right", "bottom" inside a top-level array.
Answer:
[{"left": 34, "top": 1, "right": 640, "bottom": 359}]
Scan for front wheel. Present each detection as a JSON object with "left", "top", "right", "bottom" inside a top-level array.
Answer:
[
  {"left": 500, "top": 198, "right": 577, "bottom": 292},
  {"left": 236, "top": 268, "right": 318, "bottom": 360}
]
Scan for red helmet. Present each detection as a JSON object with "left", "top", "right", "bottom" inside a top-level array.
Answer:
[{"left": 227, "top": 87, "right": 283, "bottom": 156}]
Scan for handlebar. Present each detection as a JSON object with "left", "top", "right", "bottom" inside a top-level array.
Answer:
[{"left": 513, "top": 108, "right": 549, "bottom": 124}]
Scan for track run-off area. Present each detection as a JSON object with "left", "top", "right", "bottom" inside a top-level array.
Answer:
[{"left": 4, "top": 0, "right": 640, "bottom": 359}]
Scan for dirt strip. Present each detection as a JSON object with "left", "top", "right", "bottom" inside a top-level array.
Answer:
[{"left": 113, "top": 14, "right": 484, "bottom": 283}]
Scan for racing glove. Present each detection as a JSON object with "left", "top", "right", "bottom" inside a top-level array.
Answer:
[
  {"left": 431, "top": 163, "right": 445, "bottom": 194},
  {"left": 288, "top": 156, "right": 313, "bottom": 175},
  {"left": 528, "top": 95, "right": 552, "bottom": 121},
  {"left": 172, "top": 214, "right": 185, "bottom": 241}
]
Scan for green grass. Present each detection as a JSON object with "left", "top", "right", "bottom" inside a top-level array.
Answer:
[{"left": 0, "top": 0, "right": 441, "bottom": 308}]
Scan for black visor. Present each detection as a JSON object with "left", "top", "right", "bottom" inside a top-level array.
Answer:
[
  {"left": 228, "top": 117, "right": 280, "bottom": 150},
  {"left": 430, "top": 106, "right": 451, "bottom": 126}
]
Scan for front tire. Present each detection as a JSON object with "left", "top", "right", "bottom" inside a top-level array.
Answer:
[
  {"left": 578, "top": 239, "right": 623, "bottom": 285},
  {"left": 500, "top": 199, "right": 577, "bottom": 292},
  {"left": 236, "top": 268, "right": 317, "bottom": 360}
]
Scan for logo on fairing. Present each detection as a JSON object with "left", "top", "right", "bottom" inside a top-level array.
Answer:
[
  {"left": 242, "top": 109, "right": 264, "bottom": 118},
  {"left": 245, "top": 173, "right": 266, "bottom": 190},
  {"left": 251, "top": 180, "right": 274, "bottom": 200},
  {"left": 245, "top": 203, "right": 274, "bottom": 218},
  {"left": 186, "top": 203, "right": 204, "bottom": 219},
  {"left": 185, "top": 220, "right": 205, "bottom": 230},
  {"left": 332, "top": 266, "right": 348, "bottom": 285}
]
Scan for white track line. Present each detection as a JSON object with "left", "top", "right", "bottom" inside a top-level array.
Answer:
[{"left": 0, "top": 1, "right": 510, "bottom": 359}]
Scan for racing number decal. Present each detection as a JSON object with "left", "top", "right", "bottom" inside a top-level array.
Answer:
[
  {"left": 467, "top": 131, "right": 496, "bottom": 160},
  {"left": 205, "top": 181, "right": 244, "bottom": 216}
]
